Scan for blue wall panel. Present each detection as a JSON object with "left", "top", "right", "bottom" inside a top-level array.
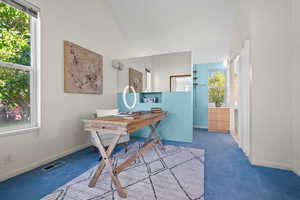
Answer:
[
  {"left": 193, "top": 62, "right": 225, "bottom": 127},
  {"left": 117, "top": 92, "right": 193, "bottom": 143}
]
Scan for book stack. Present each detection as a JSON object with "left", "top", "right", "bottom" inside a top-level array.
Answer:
[
  {"left": 151, "top": 107, "right": 162, "bottom": 113},
  {"left": 114, "top": 112, "right": 139, "bottom": 120}
]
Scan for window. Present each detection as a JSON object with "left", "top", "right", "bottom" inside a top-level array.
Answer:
[
  {"left": 145, "top": 68, "right": 151, "bottom": 92},
  {"left": 208, "top": 70, "right": 226, "bottom": 107},
  {"left": 0, "top": 0, "right": 39, "bottom": 133},
  {"left": 170, "top": 75, "right": 192, "bottom": 92}
]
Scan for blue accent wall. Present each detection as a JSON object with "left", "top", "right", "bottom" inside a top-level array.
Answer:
[
  {"left": 193, "top": 62, "right": 225, "bottom": 127},
  {"left": 117, "top": 92, "right": 193, "bottom": 143}
]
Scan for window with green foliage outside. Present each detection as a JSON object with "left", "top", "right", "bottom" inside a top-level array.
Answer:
[
  {"left": 208, "top": 71, "right": 226, "bottom": 107},
  {"left": 0, "top": 2, "right": 38, "bottom": 132}
]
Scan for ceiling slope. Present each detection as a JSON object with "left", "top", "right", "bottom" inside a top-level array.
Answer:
[{"left": 105, "top": 0, "right": 240, "bottom": 62}]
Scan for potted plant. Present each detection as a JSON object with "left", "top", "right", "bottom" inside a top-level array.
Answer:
[{"left": 208, "top": 72, "right": 225, "bottom": 107}]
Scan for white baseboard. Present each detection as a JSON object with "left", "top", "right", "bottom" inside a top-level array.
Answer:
[
  {"left": 193, "top": 126, "right": 208, "bottom": 129},
  {"left": 0, "top": 143, "right": 91, "bottom": 182},
  {"left": 293, "top": 167, "right": 300, "bottom": 176},
  {"left": 250, "top": 159, "right": 292, "bottom": 171}
]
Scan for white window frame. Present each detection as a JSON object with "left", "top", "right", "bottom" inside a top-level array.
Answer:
[
  {"left": 0, "top": 7, "right": 40, "bottom": 136},
  {"left": 208, "top": 69, "right": 227, "bottom": 107}
]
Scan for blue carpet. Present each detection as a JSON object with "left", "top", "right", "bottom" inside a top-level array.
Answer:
[{"left": 0, "top": 129, "right": 299, "bottom": 200}]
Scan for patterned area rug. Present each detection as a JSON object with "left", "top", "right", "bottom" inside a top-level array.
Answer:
[{"left": 42, "top": 142, "right": 205, "bottom": 200}]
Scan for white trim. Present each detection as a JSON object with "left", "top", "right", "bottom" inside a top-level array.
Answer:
[
  {"left": 35, "top": 13, "right": 41, "bottom": 128},
  {"left": 237, "top": 40, "right": 251, "bottom": 157},
  {"left": 231, "top": 132, "right": 240, "bottom": 146},
  {"left": 0, "top": 143, "right": 91, "bottom": 182},
  {"left": 1, "top": 0, "right": 40, "bottom": 18},
  {"left": 251, "top": 159, "right": 292, "bottom": 171},
  {"left": 0, "top": 12, "right": 40, "bottom": 135},
  {"left": 30, "top": 16, "right": 40, "bottom": 128},
  {"left": 29, "top": 17, "right": 35, "bottom": 128},
  {"left": 294, "top": 167, "right": 300, "bottom": 177},
  {"left": 0, "top": 60, "right": 31, "bottom": 71},
  {"left": 208, "top": 86, "right": 226, "bottom": 89},
  {"left": 0, "top": 126, "right": 40, "bottom": 137}
]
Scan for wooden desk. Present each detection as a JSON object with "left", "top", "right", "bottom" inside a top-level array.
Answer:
[{"left": 83, "top": 112, "right": 166, "bottom": 198}]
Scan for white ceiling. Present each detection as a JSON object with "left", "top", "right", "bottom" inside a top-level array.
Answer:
[{"left": 105, "top": 0, "right": 240, "bottom": 62}]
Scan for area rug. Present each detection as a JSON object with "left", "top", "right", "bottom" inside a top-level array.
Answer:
[{"left": 42, "top": 142, "right": 205, "bottom": 200}]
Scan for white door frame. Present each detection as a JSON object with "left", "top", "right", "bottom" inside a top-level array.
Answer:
[{"left": 238, "top": 40, "right": 251, "bottom": 157}]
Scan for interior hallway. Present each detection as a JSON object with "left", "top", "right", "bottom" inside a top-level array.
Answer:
[
  {"left": 0, "top": 129, "right": 300, "bottom": 200},
  {"left": 192, "top": 129, "right": 300, "bottom": 200}
]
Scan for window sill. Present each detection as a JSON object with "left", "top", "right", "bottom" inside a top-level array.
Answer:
[
  {"left": 208, "top": 107, "right": 230, "bottom": 109},
  {"left": 0, "top": 126, "right": 40, "bottom": 137}
]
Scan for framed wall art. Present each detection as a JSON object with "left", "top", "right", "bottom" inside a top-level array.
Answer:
[
  {"left": 64, "top": 41, "right": 103, "bottom": 94},
  {"left": 129, "top": 68, "right": 143, "bottom": 93}
]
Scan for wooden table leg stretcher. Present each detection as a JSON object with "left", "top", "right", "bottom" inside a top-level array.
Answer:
[
  {"left": 148, "top": 121, "right": 165, "bottom": 150},
  {"left": 88, "top": 120, "right": 164, "bottom": 198}
]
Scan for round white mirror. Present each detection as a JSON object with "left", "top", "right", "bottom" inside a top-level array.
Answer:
[{"left": 123, "top": 85, "right": 137, "bottom": 111}]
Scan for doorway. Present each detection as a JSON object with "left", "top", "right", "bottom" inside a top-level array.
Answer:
[
  {"left": 193, "top": 62, "right": 227, "bottom": 130},
  {"left": 192, "top": 40, "right": 251, "bottom": 156}
]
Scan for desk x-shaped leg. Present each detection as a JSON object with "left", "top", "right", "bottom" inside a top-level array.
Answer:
[
  {"left": 147, "top": 121, "right": 165, "bottom": 150},
  {"left": 113, "top": 120, "right": 164, "bottom": 175},
  {"left": 88, "top": 120, "right": 163, "bottom": 199},
  {"left": 89, "top": 132, "right": 127, "bottom": 198}
]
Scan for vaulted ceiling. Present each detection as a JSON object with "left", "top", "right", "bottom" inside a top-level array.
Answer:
[{"left": 105, "top": 0, "right": 241, "bottom": 62}]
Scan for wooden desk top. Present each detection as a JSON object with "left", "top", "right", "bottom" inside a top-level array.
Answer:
[{"left": 83, "top": 112, "right": 166, "bottom": 134}]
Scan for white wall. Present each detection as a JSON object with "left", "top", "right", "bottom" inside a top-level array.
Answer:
[
  {"left": 152, "top": 52, "right": 192, "bottom": 92},
  {"left": 239, "top": 0, "right": 294, "bottom": 170},
  {"left": 0, "top": 0, "right": 134, "bottom": 181},
  {"left": 106, "top": 0, "right": 240, "bottom": 64},
  {"left": 117, "top": 51, "right": 192, "bottom": 93},
  {"left": 232, "top": 0, "right": 300, "bottom": 176},
  {"left": 291, "top": 0, "right": 300, "bottom": 176}
]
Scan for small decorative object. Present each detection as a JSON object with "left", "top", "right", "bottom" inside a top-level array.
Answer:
[
  {"left": 151, "top": 107, "right": 162, "bottom": 113},
  {"left": 129, "top": 68, "right": 143, "bottom": 93},
  {"left": 122, "top": 85, "right": 137, "bottom": 113},
  {"left": 115, "top": 112, "right": 139, "bottom": 120},
  {"left": 64, "top": 41, "right": 103, "bottom": 94},
  {"left": 143, "top": 97, "right": 158, "bottom": 103}
]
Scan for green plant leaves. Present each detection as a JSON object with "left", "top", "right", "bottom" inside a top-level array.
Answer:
[{"left": 0, "top": 2, "right": 31, "bottom": 122}]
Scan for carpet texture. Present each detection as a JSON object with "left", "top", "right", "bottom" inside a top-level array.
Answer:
[{"left": 42, "top": 142, "right": 205, "bottom": 200}]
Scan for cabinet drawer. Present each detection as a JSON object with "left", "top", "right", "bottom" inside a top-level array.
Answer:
[
  {"left": 208, "top": 108, "right": 230, "bottom": 122},
  {"left": 208, "top": 120, "right": 230, "bottom": 132}
]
